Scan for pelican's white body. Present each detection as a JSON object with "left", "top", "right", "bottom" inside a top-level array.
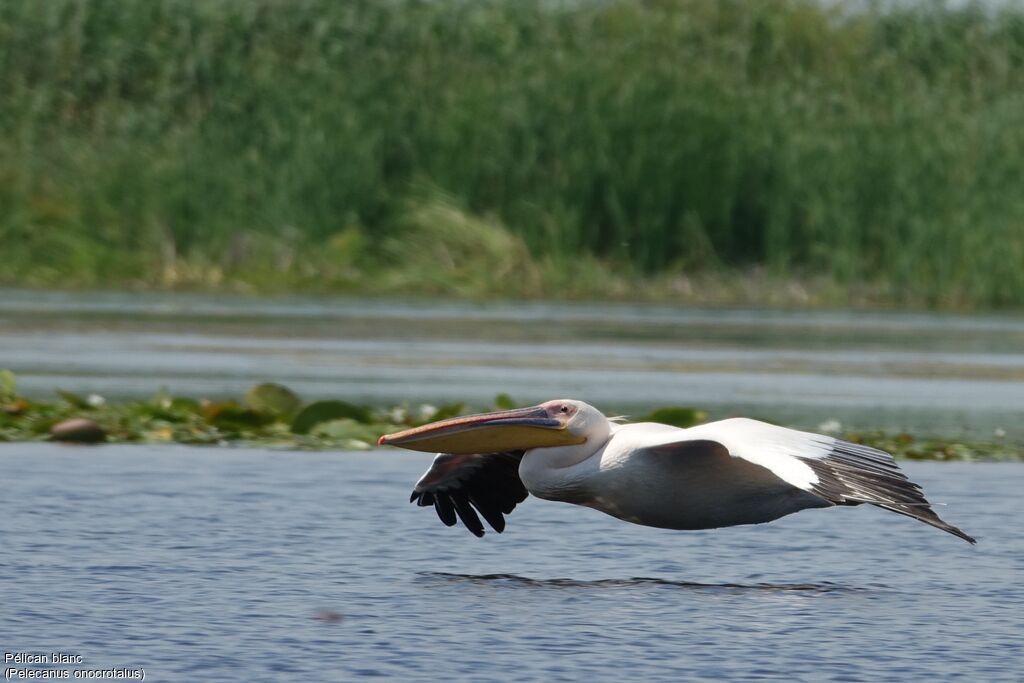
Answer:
[
  {"left": 520, "top": 419, "right": 831, "bottom": 531},
  {"left": 396, "top": 399, "right": 973, "bottom": 542}
]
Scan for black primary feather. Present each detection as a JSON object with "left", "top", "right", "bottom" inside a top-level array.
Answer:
[
  {"left": 799, "top": 439, "right": 976, "bottom": 544},
  {"left": 433, "top": 495, "right": 457, "bottom": 527},
  {"left": 409, "top": 450, "right": 527, "bottom": 537}
]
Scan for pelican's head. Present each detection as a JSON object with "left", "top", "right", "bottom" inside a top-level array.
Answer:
[{"left": 378, "top": 399, "right": 609, "bottom": 455}]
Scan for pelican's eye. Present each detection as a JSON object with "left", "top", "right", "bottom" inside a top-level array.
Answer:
[{"left": 545, "top": 401, "right": 577, "bottom": 419}]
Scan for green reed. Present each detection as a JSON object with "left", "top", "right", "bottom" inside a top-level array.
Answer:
[{"left": 2, "top": 0, "right": 1023, "bottom": 307}]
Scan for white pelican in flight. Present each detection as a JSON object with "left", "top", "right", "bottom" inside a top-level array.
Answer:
[{"left": 379, "top": 399, "right": 975, "bottom": 544}]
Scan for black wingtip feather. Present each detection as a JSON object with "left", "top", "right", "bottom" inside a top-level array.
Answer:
[
  {"left": 802, "top": 440, "right": 976, "bottom": 544},
  {"left": 469, "top": 495, "right": 506, "bottom": 533},
  {"left": 451, "top": 493, "right": 485, "bottom": 537},
  {"left": 433, "top": 495, "right": 457, "bottom": 527},
  {"left": 409, "top": 450, "right": 527, "bottom": 537}
]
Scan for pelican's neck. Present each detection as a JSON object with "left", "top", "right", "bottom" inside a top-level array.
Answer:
[{"left": 518, "top": 419, "right": 612, "bottom": 502}]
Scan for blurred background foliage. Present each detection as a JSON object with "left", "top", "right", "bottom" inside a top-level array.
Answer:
[{"left": 2, "top": 0, "right": 1023, "bottom": 308}]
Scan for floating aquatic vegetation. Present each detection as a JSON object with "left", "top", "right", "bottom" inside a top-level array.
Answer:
[{"left": 0, "top": 371, "right": 1017, "bottom": 460}]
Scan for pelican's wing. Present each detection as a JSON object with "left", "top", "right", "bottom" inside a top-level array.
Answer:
[
  {"left": 643, "top": 418, "right": 975, "bottom": 544},
  {"left": 409, "top": 450, "right": 527, "bottom": 537}
]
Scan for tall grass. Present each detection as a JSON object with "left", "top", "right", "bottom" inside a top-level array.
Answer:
[{"left": 1, "top": 0, "right": 1023, "bottom": 307}]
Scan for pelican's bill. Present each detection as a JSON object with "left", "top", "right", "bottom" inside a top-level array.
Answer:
[{"left": 378, "top": 405, "right": 585, "bottom": 455}]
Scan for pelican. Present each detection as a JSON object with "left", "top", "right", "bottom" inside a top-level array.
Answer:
[{"left": 379, "top": 399, "right": 975, "bottom": 544}]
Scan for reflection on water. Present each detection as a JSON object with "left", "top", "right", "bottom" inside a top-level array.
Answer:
[
  {"left": 418, "top": 571, "right": 872, "bottom": 593},
  {"left": 1, "top": 289, "right": 1022, "bottom": 439}
]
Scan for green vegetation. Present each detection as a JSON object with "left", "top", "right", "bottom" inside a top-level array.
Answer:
[
  {"left": 3, "top": 0, "right": 1024, "bottom": 307},
  {"left": 0, "top": 372, "right": 1018, "bottom": 460}
]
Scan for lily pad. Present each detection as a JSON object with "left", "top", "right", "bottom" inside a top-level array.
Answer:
[
  {"left": 0, "top": 369, "right": 16, "bottom": 400},
  {"left": 493, "top": 393, "right": 518, "bottom": 410},
  {"left": 169, "top": 397, "right": 202, "bottom": 414},
  {"left": 57, "top": 389, "right": 90, "bottom": 409},
  {"left": 245, "top": 383, "right": 302, "bottom": 416},
  {"left": 637, "top": 407, "right": 706, "bottom": 428},
  {"left": 426, "top": 402, "right": 465, "bottom": 423},
  {"left": 203, "top": 401, "right": 274, "bottom": 430},
  {"left": 310, "top": 418, "right": 380, "bottom": 442},
  {"left": 291, "top": 400, "right": 373, "bottom": 434}
]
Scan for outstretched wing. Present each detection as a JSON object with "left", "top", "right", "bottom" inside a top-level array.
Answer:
[
  {"left": 409, "top": 450, "right": 527, "bottom": 537},
  {"left": 793, "top": 438, "right": 975, "bottom": 543},
  {"left": 649, "top": 418, "right": 976, "bottom": 544}
]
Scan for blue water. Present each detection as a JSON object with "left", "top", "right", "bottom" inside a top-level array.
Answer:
[{"left": 1, "top": 444, "right": 1020, "bottom": 681}]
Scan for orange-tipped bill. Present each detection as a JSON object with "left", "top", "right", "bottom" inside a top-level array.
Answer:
[{"left": 378, "top": 405, "right": 584, "bottom": 454}]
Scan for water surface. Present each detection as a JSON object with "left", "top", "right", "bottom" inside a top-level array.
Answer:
[
  {"left": 2, "top": 290, "right": 1023, "bottom": 440},
  {"left": 1, "top": 444, "right": 1020, "bottom": 681}
]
